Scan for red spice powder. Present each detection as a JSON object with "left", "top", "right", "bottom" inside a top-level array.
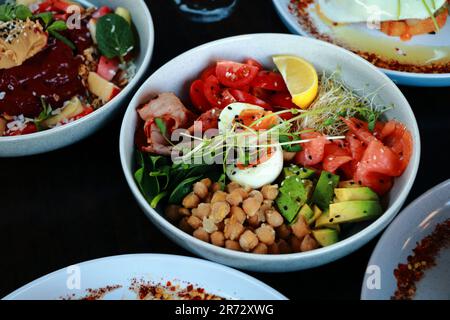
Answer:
[{"left": 393, "top": 219, "right": 450, "bottom": 300}]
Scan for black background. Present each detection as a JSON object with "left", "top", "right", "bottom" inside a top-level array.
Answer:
[{"left": 1, "top": 0, "right": 449, "bottom": 300}]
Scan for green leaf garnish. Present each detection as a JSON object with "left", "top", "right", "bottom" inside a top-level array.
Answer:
[
  {"left": 0, "top": 3, "right": 31, "bottom": 21},
  {"left": 33, "top": 12, "right": 54, "bottom": 28},
  {"left": 49, "top": 29, "right": 76, "bottom": 50},
  {"left": 47, "top": 20, "right": 68, "bottom": 32},
  {"left": 154, "top": 118, "right": 167, "bottom": 137},
  {"left": 96, "top": 13, "right": 135, "bottom": 60}
]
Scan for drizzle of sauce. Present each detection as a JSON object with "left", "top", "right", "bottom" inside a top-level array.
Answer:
[{"left": 0, "top": 24, "right": 92, "bottom": 117}]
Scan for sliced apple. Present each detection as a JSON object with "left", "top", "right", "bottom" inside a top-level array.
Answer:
[
  {"left": 115, "top": 7, "right": 132, "bottom": 24},
  {"left": 97, "top": 56, "right": 120, "bottom": 81},
  {"left": 87, "top": 18, "right": 97, "bottom": 44},
  {"left": 87, "top": 72, "right": 121, "bottom": 103},
  {"left": 43, "top": 97, "right": 84, "bottom": 127}
]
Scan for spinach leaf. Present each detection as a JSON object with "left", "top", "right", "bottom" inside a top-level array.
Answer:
[
  {"left": 279, "top": 134, "right": 302, "bottom": 152},
  {"left": 135, "top": 167, "right": 160, "bottom": 204},
  {"left": 169, "top": 176, "right": 203, "bottom": 205},
  {"left": 96, "top": 13, "right": 135, "bottom": 59}
]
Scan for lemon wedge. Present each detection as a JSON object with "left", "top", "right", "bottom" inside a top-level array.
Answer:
[{"left": 273, "top": 55, "right": 319, "bottom": 109}]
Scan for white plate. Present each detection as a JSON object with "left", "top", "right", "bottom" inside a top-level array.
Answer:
[
  {"left": 273, "top": 0, "right": 450, "bottom": 87},
  {"left": 361, "top": 180, "right": 450, "bottom": 300},
  {"left": 3, "top": 254, "right": 287, "bottom": 300}
]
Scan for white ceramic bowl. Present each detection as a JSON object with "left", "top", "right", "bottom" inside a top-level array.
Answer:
[
  {"left": 120, "top": 34, "right": 421, "bottom": 272},
  {"left": 0, "top": 0, "right": 154, "bottom": 157}
]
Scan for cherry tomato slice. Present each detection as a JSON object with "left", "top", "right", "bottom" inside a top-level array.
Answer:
[
  {"left": 190, "top": 79, "right": 211, "bottom": 112},
  {"left": 229, "top": 89, "right": 273, "bottom": 110},
  {"left": 216, "top": 61, "right": 259, "bottom": 89},
  {"left": 203, "top": 76, "right": 236, "bottom": 109},
  {"left": 6, "top": 123, "right": 38, "bottom": 136},
  {"left": 251, "top": 71, "right": 287, "bottom": 92},
  {"left": 200, "top": 65, "right": 217, "bottom": 82},
  {"left": 270, "top": 92, "right": 296, "bottom": 109},
  {"left": 244, "top": 58, "right": 264, "bottom": 70},
  {"left": 73, "top": 106, "right": 94, "bottom": 121}
]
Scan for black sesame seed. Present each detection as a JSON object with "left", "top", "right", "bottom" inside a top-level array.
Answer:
[
  {"left": 228, "top": 106, "right": 232, "bottom": 110},
  {"left": 335, "top": 215, "right": 341, "bottom": 218},
  {"left": 308, "top": 155, "right": 313, "bottom": 160},
  {"left": 327, "top": 174, "right": 332, "bottom": 179},
  {"left": 283, "top": 206, "right": 288, "bottom": 211},
  {"left": 329, "top": 218, "right": 334, "bottom": 223}
]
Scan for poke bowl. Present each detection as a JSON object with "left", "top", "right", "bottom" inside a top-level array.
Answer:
[
  {"left": 120, "top": 33, "right": 420, "bottom": 272},
  {"left": 0, "top": 0, "right": 154, "bottom": 157}
]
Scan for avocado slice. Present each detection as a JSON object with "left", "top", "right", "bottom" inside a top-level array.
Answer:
[
  {"left": 338, "top": 180, "right": 361, "bottom": 188},
  {"left": 329, "top": 201, "right": 382, "bottom": 223},
  {"left": 315, "top": 210, "right": 332, "bottom": 228},
  {"left": 277, "top": 192, "right": 302, "bottom": 223},
  {"left": 299, "top": 204, "right": 314, "bottom": 224},
  {"left": 283, "top": 165, "right": 316, "bottom": 179},
  {"left": 313, "top": 229, "right": 339, "bottom": 247},
  {"left": 312, "top": 171, "right": 340, "bottom": 210},
  {"left": 335, "top": 187, "right": 379, "bottom": 202},
  {"left": 277, "top": 175, "right": 314, "bottom": 223}
]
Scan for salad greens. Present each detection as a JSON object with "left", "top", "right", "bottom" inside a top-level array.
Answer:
[
  {"left": 96, "top": 13, "right": 135, "bottom": 61},
  {"left": 0, "top": 3, "right": 31, "bottom": 21},
  {"left": 134, "top": 151, "right": 222, "bottom": 208}
]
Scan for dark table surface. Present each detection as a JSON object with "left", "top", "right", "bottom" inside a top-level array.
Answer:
[{"left": 1, "top": 0, "right": 449, "bottom": 300}]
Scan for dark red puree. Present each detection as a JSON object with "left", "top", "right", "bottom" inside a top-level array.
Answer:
[{"left": 0, "top": 23, "right": 92, "bottom": 118}]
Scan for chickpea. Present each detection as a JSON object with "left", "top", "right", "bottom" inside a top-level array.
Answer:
[
  {"left": 249, "top": 190, "right": 264, "bottom": 203},
  {"left": 226, "top": 182, "right": 241, "bottom": 193},
  {"left": 253, "top": 243, "right": 268, "bottom": 254},
  {"left": 247, "top": 214, "right": 260, "bottom": 229},
  {"left": 239, "top": 230, "right": 259, "bottom": 252},
  {"left": 276, "top": 224, "right": 292, "bottom": 240},
  {"left": 200, "top": 178, "right": 212, "bottom": 189},
  {"left": 210, "top": 231, "right": 225, "bottom": 247},
  {"left": 193, "top": 228, "right": 210, "bottom": 243},
  {"left": 265, "top": 210, "right": 284, "bottom": 228},
  {"left": 202, "top": 217, "right": 218, "bottom": 234},
  {"left": 226, "top": 189, "right": 244, "bottom": 206},
  {"left": 211, "top": 201, "right": 231, "bottom": 223},
  {"left": 291, "top": 215, "right": 310, "bottom": 239},
  {"left": 242, "top": 197, "right": 261, "bottom": 217},
  {"left": 178, "top": 217, "right": 194, "bottom": 234},
  {"left": 192, "top": 203, "right": 211, "bottom": 219},
  {"left": 204, "top": 193, "right": 212, "bottom": 203},
  {"left": 178, "top": 207, "right": 191, "bottom": 217},
  {"left": 255, "top": 224, "right": 276, "bottom": 245},
  {"left": 225, "top": 240, "right": 241, "bottom": 251},
  {"left": 193, "top": 181, "right": 209, "bottom": 199},
  {"left": 277, "top": 239, "right": 292, "bottom": 254},
  {"left": 211, "top": 191, "right": 227, "bottom": 204},
  {"left": 235, "top": 188, "right": 249, "bottom": 200},
  {"left": 268, "top": 242, "right": 280, "bottom": 255},
  {"left": 261, "top": 185, "right": 279, "bottom": 200},
  {"left": 230, "top": 206, "right": 246, "bottom": 224},
  {"left": 182, "top": 192, "right": 200, "bottom": 209},
  {"left": 211, "top": 182, "right": 222, "bottom": 192},
  {"left": 165, "top": 205, "right": 181, "bottom": 223},
  {"left": 187, "top": 215, "right": 202, "bottom": 230},
  {"left": 283, "top": 151, "right": 296, "bottom": 162},
  {"left": 290, "top": 236, "right": 302, "bottom": 253},
  {"left": 300, "top": 234, "right": 319, "bottom": 252},
  {"left": 224, "top": 220, "right": 244, "bottom": 241}
]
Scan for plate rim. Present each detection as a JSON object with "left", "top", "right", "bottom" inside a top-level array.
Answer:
[
  {"left": 3, "top": 253, "right": 288, "bottom": 300},
  {"left": 271, "top": 0, "right": 450, "bottom": 82},
  {"left": 360, "top": 179, "right": 450, "bottom": 300}
]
